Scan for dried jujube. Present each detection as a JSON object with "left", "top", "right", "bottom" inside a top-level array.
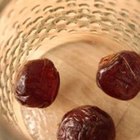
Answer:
[
  {"left": 14, "top": 58, "right": 60, "bottom": 108},
  {"left": 57, "top": 105, "right": 115, "bottom": 140},
  {"left": 96, "top": 51, "right": 140, "bottom": 100}
]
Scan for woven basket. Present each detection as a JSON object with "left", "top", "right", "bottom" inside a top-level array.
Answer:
[{"left": 0, "top": 0, "right": 140, "bottom": 140}]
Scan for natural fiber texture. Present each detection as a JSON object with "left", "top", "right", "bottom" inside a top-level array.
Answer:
[
  {"left": 0, "top": 0, "right": 10, "bottom": 12},
  {"left": 0, "top": 0, "right": 140, "bottom": 140}
]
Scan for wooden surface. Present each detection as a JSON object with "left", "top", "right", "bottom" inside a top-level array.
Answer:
[{"left": 20, "top": 41, "right": 140, "bottom": 140}]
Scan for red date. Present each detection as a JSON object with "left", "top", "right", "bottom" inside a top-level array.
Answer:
[
  {"left": 96, "top": 51, "right": 140, "bottom": 100},
  {"left": 57, "top": 105, "right": 115, "bottom": 140},
  {"left": 14, "top": 59, "right": 60, "bottom": 108}
]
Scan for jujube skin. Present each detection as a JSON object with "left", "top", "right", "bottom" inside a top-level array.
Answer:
[
  {"left": 96, "top": 51, "right": 140, "bottom": 100},
  {"left": 14, "top": 59, "right": 60, "bottom": 108},
  {"left": 57, "top": 105, "right": 115, "bottom": 140}
]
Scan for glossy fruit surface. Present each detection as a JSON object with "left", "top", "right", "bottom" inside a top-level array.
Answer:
[
  {"left": 57, "top": 105, "right": 115, "bottom": 140},
  {"left": 97, "top": 51, "right": 140, "bottom": 100},
  {"left": 15, "top": 59, "right": 60, "bottom": 108}
]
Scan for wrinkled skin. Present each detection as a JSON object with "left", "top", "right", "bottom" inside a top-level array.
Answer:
[
  {"left": 15, "top": 59, "right": 60, "bottom": 108},
  {"left": 57, "top": 105, "right": 115, "bottom": 140},
  {"left": 96, "top": 51, "right": 140, "bottom": 100}
]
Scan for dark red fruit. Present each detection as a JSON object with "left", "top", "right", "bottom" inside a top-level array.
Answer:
[
  {"left": 57, "top": 105, "right": 115, "bottom": 140},
  {"left": 15, "top": 59, "right": 60, "bottom": 108},
  {"left": 96, "top": 51, "right": 140, "bottom": 100}
]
